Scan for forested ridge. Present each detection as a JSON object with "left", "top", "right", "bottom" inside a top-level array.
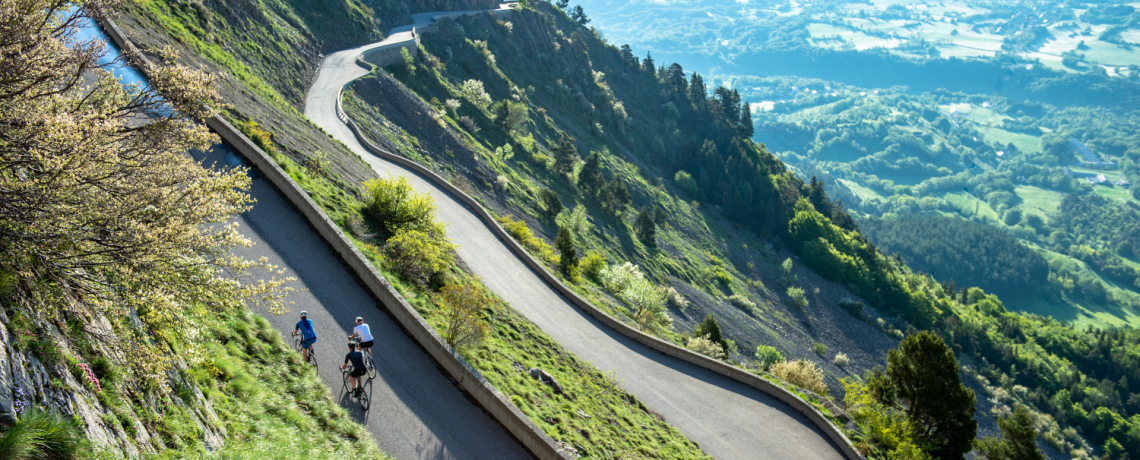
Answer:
[{"left": 860, "top": 214, "right": 1049, "bottom": 297}]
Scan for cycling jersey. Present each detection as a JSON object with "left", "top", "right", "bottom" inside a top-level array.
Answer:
[
  {"left": 296, "top": 318, "right": 316, "bottom": 341},
  {"left": 353, "top": 323, "right": 374, "bottom": 342},
  {"left": 345, "top": 350, "right": 366, "bottom": 372}
]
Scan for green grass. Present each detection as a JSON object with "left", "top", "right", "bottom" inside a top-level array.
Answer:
[
  {"left": 974, "top": 126, "right": 1042, "bottom": 154},
  {"left": 839, "top": 178, "right": 885, "bottom": 202},
  {"left": 1013, "top": 185, "right": 1066, "bottom": 216}
]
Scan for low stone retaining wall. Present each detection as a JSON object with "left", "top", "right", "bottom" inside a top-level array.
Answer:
[{"left": 98, "top": 15, "right": 570, "bottom": 460}]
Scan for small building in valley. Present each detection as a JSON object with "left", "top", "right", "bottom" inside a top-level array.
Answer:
[{"left": 1069, "top": 139, "right": 1117, "bottom": 170}]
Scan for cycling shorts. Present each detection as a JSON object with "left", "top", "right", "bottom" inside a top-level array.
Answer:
[
  {"left": 302, "top": 337, "right": 317, "bottom": 349},
  {"left": 350, "top": 368, "right": 367, "bottom": 378},
  {"left": 360, "top": 340, "right": 374, "bottom": 349}
]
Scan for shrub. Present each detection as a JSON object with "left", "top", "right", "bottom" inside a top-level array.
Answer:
[
  {"left": 362, "top": 175, "right": 443, "bottom": 236},
  {"left": 599, "top": 262, "right": 671, "bottom": 332},
  {"left": 687, "top": 335, "right": 726, "bottom": 360},
  {"left": 838, "top": 297, "right": 866, "bottom": 319},
  {"left": 460, "top": 79, "right": 492, "bottom": 109},
  {"left": 693, "top": 314, "right": 728, "bottom": 353},
  {"left": 444, "top": 98, "right": 461, "bottom": 114},
  {"left": 497, "top": 215, "right": 559, "bottom": 267},
  {"left": 0, "top": 408, "right": 83, "bottom": 460},
  {"left": 599, "top": 262, "right": 642, "bottom": 295},
  {"left": 755, "top": 345, "right": 785, "bottom": 370},
  {"left": 727, "top": 294, "right": 757, "bottom": 312},
  {"left": 458, "top": 115, "right": 480, "bottom": 133},
  {"left": 770, "top": 360, "right": 828, "bottom": 396},
  {"left": 674, "top": 170, "right": 699, "bottom": 198},
  {"left": 664, "top": 286, "right": 689, "bottom": 312},
  {"left": 833, "top": 352, "right": 850, "bottom": 368},
  {"left": 555, "top": 205, "right": 591, "bottom": 236},
  {"left": 787, "top": 286, "right": 809, "bottom": 310},
  {"left": 437, "top": 283, "right": 491, "bottom": 350},
  {"left": 539, "top": 188, "right": 562, "bottom": 217},
  {"left": 382, "top": 229, "right": 455, "bottom": 285},
  {"left": 579, "top": 252, "right": 606, "bottom": 283},
  {"left": 813, "top": 342, "right": 827, "bottom": 356}
]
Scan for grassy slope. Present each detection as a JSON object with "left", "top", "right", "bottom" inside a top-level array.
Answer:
[{"left": 120, "top": 0, "right": 712, "bottom": 457}]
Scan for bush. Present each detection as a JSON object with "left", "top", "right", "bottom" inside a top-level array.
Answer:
[
  {"left": 755, "top": 345, "right": 785, "bottom": 370},
  {"left": 727, "top": 294, "right": 757, "bottom": 312},
  {"left": 539, "top": 188, "right": 562, "bottom": 217},
  {"left": 833, "top": 352, "right": 850, "bottom": 368},
  {"left": 459, "top": 79, "right": 492, "bottom": 109},
  {"left": 0, "top": 408, "right": 83, "bottom": 460},
  {"left": 770, "top": 360, "right": 828, "bottom": 396},
  {"left": 687, "top": 335, "right": 726, "bottom": 360},
  {"left": 362, "top": 175, "right": 443, "bottom": 236},
  {"left": 838, "top": 297, "right": 866, "bottom": 320},
  {"left": 579, "top": 251, "right": 606, "bottom": 283},
  {"left": 497, "top": 215, "right": 559, "bottom": 267},
  {"left": 787, "top": 286, "right": 809, "bottom": 310},
  {"left": 813, "top": 342, "right": 827, "bottom": 356},
  {"left": 598, "top": 262, "right": 642, "bottom": 294},
  {"left": 437, "top": 283, "right": 491, "bottom": 350},
  {"left": 382, "top": 229, "right": 455, "bottom": 285},
  {"left": 664, "top": 286, "right": 689, "bottom": 312}
]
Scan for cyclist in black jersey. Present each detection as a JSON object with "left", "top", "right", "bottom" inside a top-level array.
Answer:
[{"left": 342, "top": 341, "right": 367, "bottom": 397}]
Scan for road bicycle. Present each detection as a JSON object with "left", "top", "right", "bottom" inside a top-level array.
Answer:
[
  {"left": 292, "top": 332, "right": 318, "bottom": 370},
  {"left": 350, "top": 337, "right": 377, "bottom": 379},
  {"left": 342, "top": 365, "right": 370, "bottom": 410}
]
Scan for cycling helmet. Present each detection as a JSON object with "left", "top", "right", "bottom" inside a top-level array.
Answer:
[
  {"left": 300, "top": 311, "right": 308, "bottom": 318},
  {"left": 355, "top": 316, "right": 363, "bottom": 322}
]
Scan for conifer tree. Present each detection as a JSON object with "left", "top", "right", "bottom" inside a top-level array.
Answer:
[
  {"left": 635, "top": 207, "right": 657, "bottom": 248},
  {"left": 578, "top": 152, "right": 604, "bottom": 193},
  {"left": 642, "top": 52, "right": 656, "bottom": 76},
  {"left": 739, "top": 99, "right": 754, "bottom": 138},
  {"left": 556, "top": 227, "right": 578, "bottom": 278},
  {"left": 552, "top": 134, "right": 578, "bottom": 175},
  {"left": 869, "top": 331, "right": 977, "bottom": 460},
  {"left": 974, "top": 406, "right": 1044, "bottom": 460},
  {"left": 689, "top": 73, "right": 707, "bottom": 107}
]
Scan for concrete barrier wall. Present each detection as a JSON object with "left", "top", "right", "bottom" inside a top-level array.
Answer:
[
  {"left": 341, "top": 68, "right": 866, "bottom": 460},
  {"left": 97, "top": 16, "right": 571, "bottom": 460},
  {"left": 360, "top": 33, "right": 420, "bottom": 68}
]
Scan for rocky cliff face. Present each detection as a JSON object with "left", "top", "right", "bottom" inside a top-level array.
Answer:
[
  {"left": 403, "top": 0, "right": 501, "bottom": 14},
  {"left": 0, "top": 309, "right": 226, "bottom": 458}
]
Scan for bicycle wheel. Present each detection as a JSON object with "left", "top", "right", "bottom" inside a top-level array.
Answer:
[
  {"left": 309, "top": 347, "right": 318, "bottom": 370},
  {"left": 342, "top": 369, "right": 350, "bottom": 392},
  {"left": 366, "top": 356, "right": 377, "bottom": 379},
  {"left": 358, "top": 387, "right": 370, "bottom": 411}
]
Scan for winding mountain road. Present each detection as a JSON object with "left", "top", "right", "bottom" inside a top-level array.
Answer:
[{"left": 304, "top": 5, "right": 846, "bottom": 459}]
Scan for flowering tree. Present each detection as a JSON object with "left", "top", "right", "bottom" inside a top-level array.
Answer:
[{"left": 0, "top": 0, "right": 288, "bottom": 385}]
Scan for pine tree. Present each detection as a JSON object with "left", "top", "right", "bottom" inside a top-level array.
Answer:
[
  {"left": 689, "top": 73, "right": 707, "bottom": 107},
  {"left": 739, "top": 99, "right": 754, "bottom": 138},
  {"left": 539, "top": 188, "right": 562, "bottom": 217},
  {"left": 665, "top": 62, "right": 686, "bottom": 94},
  {"left": 570, "top": 5, "right": 590, "bottom": 25},
  {"left": 555, "top": 227, "right": 578, "bottom": 278},
  {"left": 642, "top": 52, "right": 656, "bottom": 76},
  {"left": 974, "top": 406, "right": 1044, "bottom": 460},
  {"left": 870, "top": 331, "right": 977, "bottom": 460},
  {"left": 635, "top": 207, "right": 657, "bottom": 248},
  {"left": 619, "top": 44, "right": 635, "bottom": 65},
  {"left": 577, "top": 152, "right": 604, "bottom": 193},
  {"left": 600, "top": 177, "right": 631, "bottom": 213},
  {"left": 555, "top": 0, "right": 568, "bottom": 9},
  {"left": 807, "top": 176, "right": 829, "bottom": 214},
  {"left": 552, "top": 134, "right": 578, "bottom": 175}
]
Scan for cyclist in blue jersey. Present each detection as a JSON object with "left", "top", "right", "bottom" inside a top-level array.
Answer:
[{"left": 293, "top": 311, "right": 317, "bottom": 363}]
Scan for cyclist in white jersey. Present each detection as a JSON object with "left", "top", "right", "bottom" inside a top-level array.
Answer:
[{"left": 350, "top": 316, "right": 374, "bottom": 360}]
